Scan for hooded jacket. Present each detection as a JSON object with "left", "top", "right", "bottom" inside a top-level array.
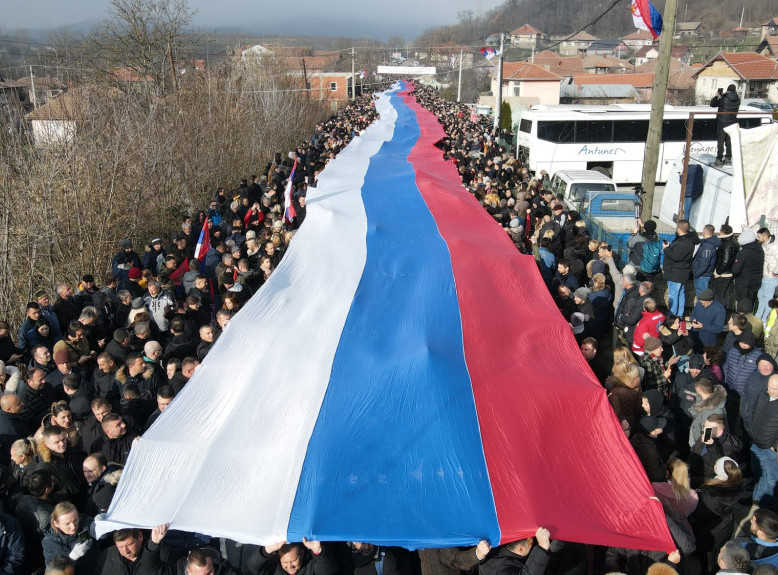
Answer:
[
  {"left": 733, "top": 230, "right": 766, "bottom": 286},
  {"left": 688, "top": 384, "right": 727, "bottom": 447},
  {"left": 711, "top": 87, "right": 740, "bottom": 126}
]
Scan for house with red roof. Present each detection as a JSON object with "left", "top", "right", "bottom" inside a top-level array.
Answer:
[
  {"left": 528, "top": 54, "right": 585, "bottom": 80},
  {"left": 692, "top": 52, "right": 778, "bottom": 102},
  {"left": 622, "top": 29, "right": 657, "bottom": 49},
  {"left": 485, "top": 61, "right": 562, "bottom": 107},
  {"left": 510, "top": 24, "right": 547, "bottom": 49}
]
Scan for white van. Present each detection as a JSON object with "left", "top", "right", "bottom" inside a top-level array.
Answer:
[{"left": 547, "top": 170, "right": 618, "bottom": 209}]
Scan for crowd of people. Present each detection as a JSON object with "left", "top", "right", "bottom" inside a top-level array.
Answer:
[{"left": 0, "top": 81, "right": 775, "bottom": 575}]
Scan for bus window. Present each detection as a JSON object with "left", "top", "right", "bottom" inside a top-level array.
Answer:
[
  {"left": 691, "top": 119, "right": 718, "bottom": 140},
  {"left": 519, "top": 119, "right": 533, "bottom": 133},
  {"left": 739, "top": 117, "right": 764, "bottom": 129},
  {"left": 538, "top": 121, "right": 575, "bottom": 143},
  {"left": 661, "top": 119, "right": 687, "bottom": 142},
  {"left": 574, "top": 121, "right": 613, "bottom": 143},
  {"left": 613, "top": 120, "right": 649, "bottom": 142}
]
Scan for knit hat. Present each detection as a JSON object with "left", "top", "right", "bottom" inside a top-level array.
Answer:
[
  {"left": 714, "top": 457, "right": 738, "bottom": 481},
  {"left": 245, "top": 230, "right": 257, "bottom": 241},
  {"left": 738, "top": 228, "right": 757, "bottom": 245},
  {"left": 643, "top": 220, "right": 657, "bottom": 233},
  {"left": 622, "top": 264, "right": 638, "bottom": 283},
  {"left": 509, "top": 218, "right": 521, "bottom": 229},
  {"left": 54, "top": 349, "right": 69, "bottom": 364},
  {"left": 688, "top": 354, "right": 705, "bottom": 370},
  {"left": 757, "top": 353, "right": 778, "bottom": 372},
  {"left": 573, "top": 287, "right": 590, "bottom": 301},
  {"left": 698, "top": 289, "right": 714, "bottom": 301},
  {"left": 639, "top": 415, "right": 667, "bottom": 433},
  {"left": 735, "top": 330, "right": 756, "bottom": 348},
  {"left": 644, "top": 337, "right": 662, "bottom": 352},
  {"left": 570, "top": 312, "right": 586, "bottom": 335},
  {"left": 151, "top": 238, "right": 163, "bottom": 245},
  {"left": 119, "top": 239, "right": 133, "bottom": 250},
  {"left": 128, "top": 267, "right": 142, "bottom": 280}
]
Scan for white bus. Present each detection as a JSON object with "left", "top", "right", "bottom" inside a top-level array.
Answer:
[{"left": 515, "top": 104, "right": 769, "bottom": 184}]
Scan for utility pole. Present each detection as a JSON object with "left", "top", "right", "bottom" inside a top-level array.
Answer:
[
  {"left": 639, "top": 0, "right": 678, "bottom": 223},
  {"left": 29, "top": 66, "right": 37, "bottom": 109},
  {"left": 457, "top": 49, "right": 463, "bottom": 102},
  {"left": 494, "top": 33, "right": 504, "bottom": 138},
  {"left": 351, "top": 47, "right": 356, "bottom": 101}
]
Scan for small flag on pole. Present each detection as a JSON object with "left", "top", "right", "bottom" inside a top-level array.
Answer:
[
  {"left": 631, "top": 0, "right": 663, "bottom": 39},
  {"left": 193, "top": 218, "right": 210, "bottom": 261},
  {"left": 479, "top": 47, "right": 499, "bottom": 60},
  {"left": 284, "top": 160, "right": 298, "bottom": 223}
]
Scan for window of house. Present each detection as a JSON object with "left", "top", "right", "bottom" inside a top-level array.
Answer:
[{"left": 330, "top": 82, "right": 337, "bottom": 91}]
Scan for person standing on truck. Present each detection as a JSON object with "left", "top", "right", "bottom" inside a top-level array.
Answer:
[
  {"left": 663, "top": 220, "right": 700, "bottom": 317},
  {"left": 628, "top": 220, "right": 663, "bottom": 281},
  {"left": 710, "top": 84, "right": 740, "bottom": 167}
]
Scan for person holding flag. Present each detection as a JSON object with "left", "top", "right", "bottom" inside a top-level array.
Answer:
[
  {"left": 193, "top": 217, "right": 211, "bottom": 262},
  {"left": 283, "top": 160, "right": 298, "bottom": 225}
]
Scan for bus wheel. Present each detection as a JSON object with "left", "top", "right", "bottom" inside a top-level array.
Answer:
[{"left": 591, "top": 166, "right": 612, "bottom": 178}]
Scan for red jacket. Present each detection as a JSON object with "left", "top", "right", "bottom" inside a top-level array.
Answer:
[{"left": 632, "top": 310, "right": 666, "bottom": 354}]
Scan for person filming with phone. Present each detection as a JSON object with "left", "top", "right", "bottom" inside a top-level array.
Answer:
[
  {"left": 688, "top": 414, "right": 742, "bottom": 486},
  {"left": 710, "top": 84, "right": 740, "bottom": 167}
]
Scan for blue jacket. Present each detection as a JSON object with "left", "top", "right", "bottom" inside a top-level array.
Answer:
[
  {"left": 692, "top": 235, "right": 720, "bottom": 279},
  {"left": 724, "top": 345, "right": 762, "bottom": 396},
  {"left": 689, "top": 300, "right": 726, "bottom": 347},
  {"left": 740, "top": 536, "right": 778, "bottom": 566}
]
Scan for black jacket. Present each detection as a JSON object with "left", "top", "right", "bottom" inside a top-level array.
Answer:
[
  {"left": 0, "top": 513, "right": 24, "bottom": 575},
  {"left": 97, "top": 539, "right": 169, "bottom": 575},
  {"left": 629, "top": 432, "right": 666, "bottom": 483},
  {"left": 246, "top": 546, "right": 339, "bottom": 575},
  {"left": 733, "top": 241, "right": 765, "bottom": 285},
  {"left": 29, "top": 449, "right": 87, "bottom": 507},
  {"left": 16, "top": 379, "right": 60, "bottom": 428},
  {"left": 751, "top": 391, "right": 778, "bottom": 449},
  {"left": 715, "top": 234, "right": 739, "bottom": 275},
  {"left": 663, "top": 233, "right": 700, "bottom": 283},
  {"left": 480, "top": 546, "right": 550, "bottom": 575},
  {"left": 711, "top": 89, "right": 740, "bottom": 126},
  {"left": 102, "top": 432, "right": 138, "bottom": 465}
]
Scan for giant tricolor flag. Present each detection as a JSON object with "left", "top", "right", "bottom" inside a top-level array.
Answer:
[
  {"left": 96, "top": 84, "right": 674, "bottom": 552},
  {"left": 631, "top": 0, "right": 663, "bottom": 39},
  {"left": 193, "top": 217, "right": 210, "bottom": 262}
]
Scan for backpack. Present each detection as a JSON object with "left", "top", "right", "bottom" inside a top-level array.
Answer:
[{"left": 641, "top": 240, "right": 663, "bottom": 274}]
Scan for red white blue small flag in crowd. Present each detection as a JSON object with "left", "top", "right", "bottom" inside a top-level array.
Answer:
[
  {"left": 284, "top": 160, "right": 298, "bottom": 223},
  {"left": 193, "top": 217, "right": 210, "bottom": 261},
  {"left": 479, "top": 47, "right": 498, "bottom": 60},
  {"left": 631, "top": 0, "right": 663, "bottom": 39}
]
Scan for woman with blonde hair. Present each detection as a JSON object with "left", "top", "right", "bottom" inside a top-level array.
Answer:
[
  {"left": 606, "top": 361, "right": 642, "bottom": 434},
  {"left": 10, "top": 437, "right": 36, "bottom": 486},
  {"left": 42, "top": 502, "right": 100, "bottom": 572},
  {"left": 653, "top": 458, "right": 698, "bottom": 537},
  {"left": 691, "top": 457, "right": 744, "bottom": 573}
]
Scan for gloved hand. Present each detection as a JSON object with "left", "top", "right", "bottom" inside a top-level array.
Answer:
[{"left": 69, "top": 539, "right": 93, "bottom": 560}]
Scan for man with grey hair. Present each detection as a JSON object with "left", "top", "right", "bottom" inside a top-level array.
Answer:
[
  {"left": 142, "top": 281, "right": 174, "bottom": 334},
  {"left": 143, "top": 340, "right": 167, "bottom": 384},
  {"left": 717, "top": 541, "right": 750, "bottom": 575}
]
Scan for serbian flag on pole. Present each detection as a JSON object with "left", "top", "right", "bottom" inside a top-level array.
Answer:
[
  {"left": 631, "top": 0, "right": 663, "bottom": 39},
  {"left": 284, "top": 160, "right": 298, "bottom": 223},
  {"left": 480, "top": 47, "right": 498, "bottom": 60},
  {"left": 193, "top": 217, "right": 210, "bottom": 261}
]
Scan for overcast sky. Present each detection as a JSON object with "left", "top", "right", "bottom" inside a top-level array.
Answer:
[{"left": 0, "top": 0, "right": 504, "bottom": 39}]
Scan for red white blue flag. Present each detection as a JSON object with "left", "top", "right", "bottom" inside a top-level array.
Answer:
[
  {"left": 480, "top": 47, "right": 498, "bottom": 60},
  {"left": 284, "top": 160, "right": 298, "bottom": 223},
  {"left": 631, "top": 0, "right": 663, "bottom": 39},
  {"left": 98, "top": 83, "right": 675, "bottom": 552},
  {"left": 193, "top": 217, "right": 210, "bottom": 261}
]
